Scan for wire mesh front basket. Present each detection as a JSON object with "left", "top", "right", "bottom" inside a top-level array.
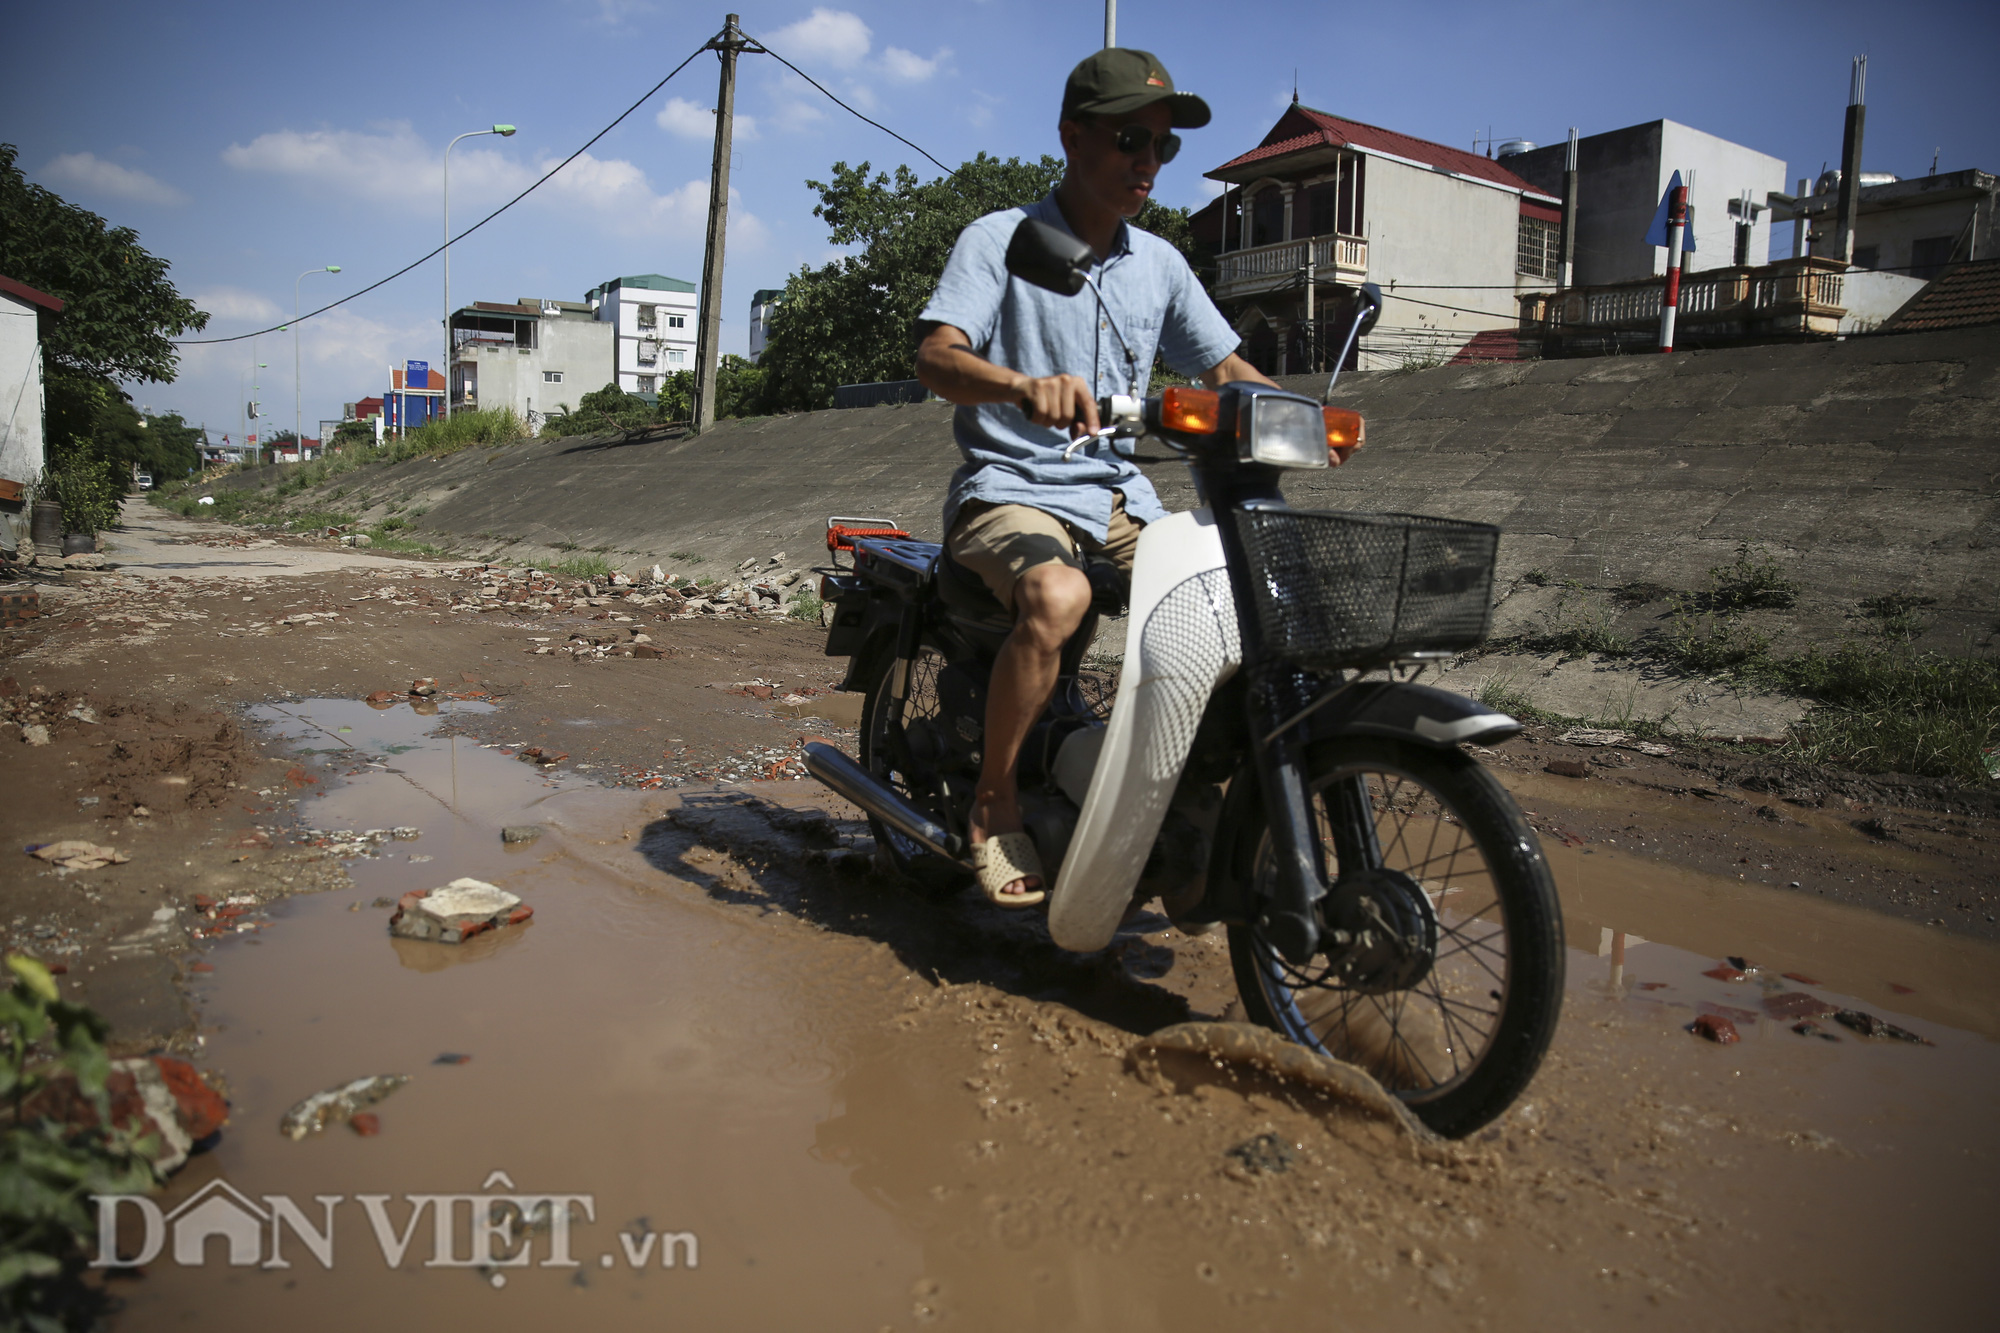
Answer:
[{"left": 1235, "top": 508, "right": 1499, "bottom": 671}]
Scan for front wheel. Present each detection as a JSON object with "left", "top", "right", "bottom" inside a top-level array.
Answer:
[{"left": 1227, "top": 738, "right": 1564, "bottom": 1138}]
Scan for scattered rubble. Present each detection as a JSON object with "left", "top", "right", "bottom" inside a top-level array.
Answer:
[
  {"left": 20, "top": 1054, "right": 230, "bottom": 1173},
  {"left": 29, "top": 840, "right": 130, "bottom": 870},
  {"left": 388, "top": 877, "right": 532, "bottom": 943},
  {"left": 279, "top": 1073, "right": 410, "bottom": 1140}
]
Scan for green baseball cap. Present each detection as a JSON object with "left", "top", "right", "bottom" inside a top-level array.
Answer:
[{"left": 1061, "top": 48, "right": 1211, "bottom": 129}]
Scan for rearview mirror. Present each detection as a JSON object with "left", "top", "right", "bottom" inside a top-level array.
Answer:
[{"left": 1005, "top": 218, "right": 1093, "bottom": 296}]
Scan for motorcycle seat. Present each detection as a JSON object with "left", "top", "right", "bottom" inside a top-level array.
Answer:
[{"left": 934, "top": 549, "right": 1014, "bottom": 633}]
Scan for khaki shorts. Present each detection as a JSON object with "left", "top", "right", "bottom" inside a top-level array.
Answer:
[{"left": 946, "top": 494, "right": 1143, "bottom": 612}]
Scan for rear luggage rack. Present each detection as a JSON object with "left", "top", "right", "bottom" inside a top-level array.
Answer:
[{"left": 825, "top": 516, "right": 911, "bottom": 569}]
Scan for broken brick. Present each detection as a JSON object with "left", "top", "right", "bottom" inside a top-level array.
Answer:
[
  {"left": 1688, "top": 1014, "right": 1740, "bottom": 1044},
  {"left": 1762, "top": 991, "right": 1836, "bottom": 1020}
]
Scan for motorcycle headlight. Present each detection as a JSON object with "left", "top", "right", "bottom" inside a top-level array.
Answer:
[{"left": 1236, "top": 392, "right": 1328, "bottom": 469}]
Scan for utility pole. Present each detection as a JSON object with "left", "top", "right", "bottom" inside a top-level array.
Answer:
[
  {"left": 1557, "top": 127, "right": 1578, "bottom": 290},
  {"left": 1104, "top": 0, "right": 1116, "bottom": 47},
  {"left": 693, "top": 14, "right": 762, "bottom": 433},
  {"left": 1834, "top": 55, "right": 1867, "bottom": 265}
]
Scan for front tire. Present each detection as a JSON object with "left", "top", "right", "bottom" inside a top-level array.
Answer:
[{"left": 1227, "top": 738, "right": 1563, "bottom": 1138}]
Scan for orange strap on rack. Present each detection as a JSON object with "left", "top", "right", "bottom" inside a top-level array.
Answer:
[{"left": 826, "top": 524, "right": 911, "bottom": 553}]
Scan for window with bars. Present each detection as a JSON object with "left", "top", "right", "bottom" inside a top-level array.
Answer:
[
  {"left": 1517, "top": 216, "right": 1559, "bottom": 279},
  {"left": 637, "top": 305, "right": 657, "bottom": 330},
  {"left": 637, "top": 375, "right": 656, "bottom": 393}
]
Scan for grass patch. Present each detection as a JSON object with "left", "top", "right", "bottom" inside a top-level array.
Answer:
[
  {"left": 379, "top": 407, "right": 525, "bottom": 463},
  {"left": 1524, "top": 582, "right": 1630, "bottom": 660},
  {"left": 1663, "top": 607, "right": 1771, "bottom": 674},
  {"left": 1767, "top": 644, "right": 1999, "bottom": 780},
  {"left": 1859, "top": 593, "right": 1937, "bottom": 642},
  {"left": 282, "top": 509, "right": 358, "bottom": 532},
  {"left": 1518, "top": 568, "right": 1551, "bottom": 587},
  {"left": 667, "top": 550, "right": 704, "bottom": 564},
  {"left": 547, "top": 554, "right": 614, "bottom": 581},
  {"left": 787, "top": 591, "right": 824, "bottom": 623},
  {"left": 1702, "top": 542, "right": 1799, "bottom": 611}
]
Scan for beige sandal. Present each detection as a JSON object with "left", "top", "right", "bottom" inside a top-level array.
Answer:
[{"left": 973, "top": 832, "right": 1047, "bottom": 908}]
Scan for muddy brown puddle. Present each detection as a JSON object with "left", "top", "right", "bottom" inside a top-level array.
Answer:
[{"left": 112, "top": 699, "right": 1999, "bottom": 1331}]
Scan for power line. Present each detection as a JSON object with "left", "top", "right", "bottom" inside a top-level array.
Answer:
[
  {"left": 755, "top": 41, "right": 953, "bottom": 178},
  {"left": 175, "top": 43, "right": 711, "bottom": 346}
]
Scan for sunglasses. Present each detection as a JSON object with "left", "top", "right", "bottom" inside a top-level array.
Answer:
[{"left": 1111, "top": 123, "right": 1180, "bottom": 164}]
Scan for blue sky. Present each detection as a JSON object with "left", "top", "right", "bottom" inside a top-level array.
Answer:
[{"left": 4, "top": 0, "right": 1995, "bottom": 438}]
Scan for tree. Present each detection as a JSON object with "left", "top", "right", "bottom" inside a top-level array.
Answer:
[
  {"left": 0, "top": 142, "right": 208, "bottom": 516},
  {"left": 0, "top": 144, "right": 208, "bottom": 385},
  {"left": 753, "top": 154, "right": 1204, "bottom": 415}
]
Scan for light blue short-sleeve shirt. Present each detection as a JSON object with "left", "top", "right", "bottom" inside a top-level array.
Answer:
[{"left": 919, "top": 193, "right": 1242, "bottom": 542}]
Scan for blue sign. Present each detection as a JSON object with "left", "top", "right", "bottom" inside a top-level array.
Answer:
[
  {"left": 1645, "top": 172, "right": 1697, "bottom": 251},
  {"left": 406, "top": 359, "right": 429, "bottom": 388}
]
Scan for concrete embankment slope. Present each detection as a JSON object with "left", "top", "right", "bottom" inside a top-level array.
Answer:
[{"left": 249, "top": 326, "right": 1998, "bottom": 654}]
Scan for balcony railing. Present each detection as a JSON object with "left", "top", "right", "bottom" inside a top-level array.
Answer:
[
  {"left": 1216, "top": 233, "right": 1367, "bottom": 296},
  {"left": 1520, "top": 257, "right": 1847, "bottom": 340}
]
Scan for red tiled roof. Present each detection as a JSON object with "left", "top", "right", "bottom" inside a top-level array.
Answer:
[
  {"left": 0, "top": 274, "right": 64, "bottom": 313},
  {"left": 1208, "top": 104, "right": 1549, "bottom": 196},
  {"left": 1880, "top": 258, "right": 2000, "bottom": 332}
]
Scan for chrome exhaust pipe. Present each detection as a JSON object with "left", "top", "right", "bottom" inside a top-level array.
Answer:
[{"left": 801, "top": 743, "right": 968, "bottom": 866}]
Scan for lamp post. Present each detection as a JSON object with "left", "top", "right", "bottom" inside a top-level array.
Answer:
[
  {"left": 444, "top": 123, "right": 516, "bottom": 422},
  {"left": 295, "top": 265, "right": 341, "bottom": 457}
]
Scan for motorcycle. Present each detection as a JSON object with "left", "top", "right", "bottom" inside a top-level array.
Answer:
[{"left": 804, "top": 218, "right": 1563, "bottom": 1138}]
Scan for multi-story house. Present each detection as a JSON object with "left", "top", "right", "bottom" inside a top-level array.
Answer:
[
  {"left": 585, "top": 274, "right": 698, "bottom": 395},
  {"left": 447, "top": 299, "right": 613, "bottom": 427},
  {"left": 1192, "top": 100, "right": 1565, "bottom": 371}
]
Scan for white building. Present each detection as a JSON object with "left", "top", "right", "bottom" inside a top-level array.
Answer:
[
  {"left": 585, "top": 274, "right": 697, "bottom": 394},
  {"left": 747, "top": 288, "right": 782, "bottom": 362},
  {"left": 449, "top": 299, "right": 614, "bottom": 428},
  {"left": 0, "top": 275, "right": 63, "bottom": 552},
  {"left": 1505, "top": 121, "right": 1788, "bottom": 284}
]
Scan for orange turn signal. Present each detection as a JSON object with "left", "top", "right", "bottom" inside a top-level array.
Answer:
[
  {"left": 1323, "top": 406, "right": 1365, "bottom": 452},
  {"left": 1158, "top": 386, "right": 1220, "bottom": 434}
]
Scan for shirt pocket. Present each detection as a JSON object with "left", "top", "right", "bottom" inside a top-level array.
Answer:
[{"left": 1112, "top": 313, "right": 1162, "bottom": 390}]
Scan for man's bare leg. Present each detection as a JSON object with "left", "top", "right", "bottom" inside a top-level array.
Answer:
[{"left": 970, "top": 562, "right": 1092, "bottom": 897}]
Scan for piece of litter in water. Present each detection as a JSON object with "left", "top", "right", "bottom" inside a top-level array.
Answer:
[{"left": 278, "top": 1074, "right": 409, "bottom": 1140}]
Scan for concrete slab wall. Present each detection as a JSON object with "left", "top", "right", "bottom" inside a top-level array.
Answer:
[{"left": 235, "top": 325, "right": 2000, "bottom": 651}]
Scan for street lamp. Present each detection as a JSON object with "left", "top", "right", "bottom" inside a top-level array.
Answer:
[
  {"left": 444, "top": 123, "right": 516, "bottom": 422},
  {"left": 295, "top": 265, "right": 341, "bottom": 456}
]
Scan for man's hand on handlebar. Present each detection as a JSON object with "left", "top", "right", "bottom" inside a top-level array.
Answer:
[{"left": 1014, "top": 373, "right": 1098, "bottom": 438}]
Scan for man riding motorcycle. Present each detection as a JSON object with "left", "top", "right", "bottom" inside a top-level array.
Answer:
[{"left": 913, "top": 48, "right": 1305, "bottom": 908}]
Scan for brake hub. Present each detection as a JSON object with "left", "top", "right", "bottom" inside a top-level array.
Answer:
[{"left": 1319, "top": 866, "right": 1438, "bottom": 993}]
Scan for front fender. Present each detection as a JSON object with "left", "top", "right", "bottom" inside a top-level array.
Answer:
[{"left": 1306, "top": 681, "right": 1520, "bottom": 749}]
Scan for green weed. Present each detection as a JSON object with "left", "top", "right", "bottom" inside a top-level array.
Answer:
[
  {"left": 788, "top": 591, "right": 824, "bottom": 623},
  {"left": 547, "top": 554, "right": 614, "bottom": 581},
  {"left": 1704, "top": 542, "right": 1800, "bottom": 610}
]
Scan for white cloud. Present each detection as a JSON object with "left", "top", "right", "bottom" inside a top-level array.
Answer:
[
  {"left": 191, "top": 287, "right": 282, "bottom": 323},
  {"left": 764, "top": 7, "right": 872, "bottom": 68},
  {"left": 593, "top": 0, "right": 656, "bottom": 25},
  {"left": 657, "top": 96, "right": 758, "bottom": 142},
  {"left": 1196, "top": 178, "right": 1227, "bottom": 199},
  {"left": 220, "top": 120, "right": 759, "bottom": 243},
  {"left": 38, "top": 152, "right": 186, "bottom": 206},
  {"left": 878, "top": 46, "right": 946, "bottom": 82}
]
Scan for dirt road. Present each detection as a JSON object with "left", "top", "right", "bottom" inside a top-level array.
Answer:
[{"left": 3, "top": 502, "right": 1995, "bottom": 1330}]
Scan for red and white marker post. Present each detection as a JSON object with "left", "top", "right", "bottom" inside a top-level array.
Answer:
[{"left": 1658, "top": 183, "right": 1689, "bottom": 353}]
